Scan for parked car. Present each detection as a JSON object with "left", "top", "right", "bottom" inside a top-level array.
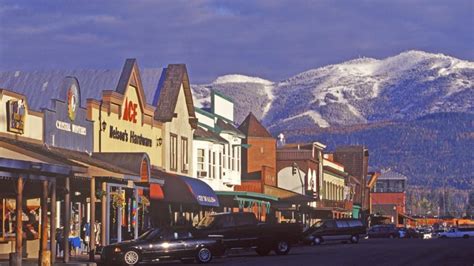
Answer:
[
  {"left": 302, "top": 219, "right": 366, "bottom": 245},
  {"left": 405, "top": 228, "right": 423, "bottom": 239},
  {"left": 101, "top": 227, "right": 225, "bottom": 265},
  {"left": 433, "top": 228, "right": 447, "bottom": 238},
  {"left": 367, "top": 224, "right": 400, "bottom": 239},
  {"left": 417, "top": 227, "right": 433, "bottom": 239},
  {"left": 439, "top": 227, "right": 474, "bottom": 239},
  {"left": 397, "top": 227, "right": 407, "bottom": 238},
  {"left": 193, "top": 212, "right": 302, "bottom": 256}
]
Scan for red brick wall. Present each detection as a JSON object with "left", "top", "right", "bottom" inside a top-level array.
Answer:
[
  {"left": 371, "top": 192, "right": 406, "bottom": 213},
  {"left": 235, "top": 180, "right": 263, "bottom": 193},
  {"left": 262, "top": 165, "right": 276, "bottom": 186},
  {"left": 244, "top": 137, "right": 276, "bottom": 174}
]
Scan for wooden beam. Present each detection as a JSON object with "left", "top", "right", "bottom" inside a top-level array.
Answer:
[
  {"left": 13, "top": 175, "right": 23, "bottom": 266},
  {"left": 39, "top": 180, "right": 50, "bottom": 266},
  {"left": 50, "top": 182, "right": 56, "bottom": 264},
  {"left": 101, "top": 182, "right": 107, "bottom": 247},
  {"left": 63, "top": 177, "right": 70, "bottom": 263},
  {"left": 89, "top": 177, "right": 96, "bottom": 261}
]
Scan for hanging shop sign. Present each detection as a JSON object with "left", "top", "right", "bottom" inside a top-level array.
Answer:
[
  {"left": 6, "top": 99, "right": 26, "bottom": 134},
  {"left": 43, "top": 77, "right": 93, "bottom": 152}
]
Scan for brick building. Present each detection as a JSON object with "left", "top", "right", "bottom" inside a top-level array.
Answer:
[
  {"left": 334, "top": 145, "right": 370, "bottom": 219},
  {"left": 237, "top": 112, "right": 277, "bottom": 190},
  {"left": 370, "top": 169, "right": 407, "bottom": 225}
]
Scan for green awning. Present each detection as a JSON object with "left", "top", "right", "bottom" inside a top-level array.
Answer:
[
  {"left": 352, "top": 204, "right": 361, "bottom": 218},
  {"left": 215, "top": 191, "right": 278, "bottom": 201}
]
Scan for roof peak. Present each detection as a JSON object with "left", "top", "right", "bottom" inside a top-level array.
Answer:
[{"left": 238, "top": 112, "right": 273, "bottom": 138}]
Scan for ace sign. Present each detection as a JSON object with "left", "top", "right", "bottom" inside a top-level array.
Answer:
[{"left": 122, "top": 97, "right": 138, "bottom": 123}]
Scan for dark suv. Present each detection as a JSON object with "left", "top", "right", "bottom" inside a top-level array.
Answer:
[
  {"left": 367, "top": 224, "right": 400, "bottom": 239},
  {"left": 303, "top": 219, "right": 366, "bottom": 245}
]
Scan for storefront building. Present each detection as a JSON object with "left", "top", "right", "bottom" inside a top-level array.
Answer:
[
  {"left": 151, "top": 64, "right": 219, "bottom": 226},
  {"left": 193, "top": 90, "right": 243, "bottom": 191},
  {"left": 0, "top": 88, "right": 89, "bottom": 265},
  {"left": 87, "top": 59, "right": 163, "bottom": 244}
]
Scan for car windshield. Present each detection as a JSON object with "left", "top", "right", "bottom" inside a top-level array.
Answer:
[
  {"left": 137, "top": 228, "right": 162, "bottom": 241},
  {"left": 196, "top": 216, "right": 215, "bottom": 229}
]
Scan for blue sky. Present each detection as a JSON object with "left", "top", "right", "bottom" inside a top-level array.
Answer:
[{"left": 0, "top": 0, "right": 473, "bottom": 83}]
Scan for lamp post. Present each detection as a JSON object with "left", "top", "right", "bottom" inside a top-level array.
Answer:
[{"left": 292, "top": 162, "right": 305, "bottom": 195}]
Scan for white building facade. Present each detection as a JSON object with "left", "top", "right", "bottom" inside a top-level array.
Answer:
[{"left": 192, "top": 91, "right": 244, "bottom": 191}]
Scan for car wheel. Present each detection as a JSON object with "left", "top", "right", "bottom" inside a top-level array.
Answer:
[
  {"left": 256, "top": 246, "right": 271, "bottom": 256},
  {"left": 462, "top": 235, "right": 469, "bottom": 239},
  {"left": 274, "top": 240, "right": 291, "bottom": 255},
  {"left": 196, "top": 247, "right": 213, "bottom": 264},
  {"left": 313, "top": 237, "right": 323, "bottom": 246},
  {"left": 440, "top": 235, "right": 447, "bottom": 239},
  {"left": 123, "top": 250, "right": 140, "bottom": 266},
  {"left": 350, "top": 235, "right": 359, "bottom": 244}
]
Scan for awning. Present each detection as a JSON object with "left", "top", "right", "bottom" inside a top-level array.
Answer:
[
  {"left": 399, "top": 212, "right": 416, "bottom": 221},
  {"left": 152, "top": 169, "right": 219, "bottom": 207},
  {"left": 216, "top": 191, "right": 278, "bottom": 212}
]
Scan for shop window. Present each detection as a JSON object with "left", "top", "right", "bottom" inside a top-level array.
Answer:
[
  {"left": 231, "top": 146, "right": 235, "bottom": 171},
  {"left": 170, "top": 134, "right": 178, "bottom": 171},
  {"left": 223, "top": 145, "right": 227, "bottom": 169},
  {"left": 181, "top": 137, "right": 188, "bottom": 173},
  {"left": 211, "top": 151, "right": 216, "bottom": 179},
  {"left": 237, "top": 147, "right": 240, "bottom": 172},
  {"left": 197, "top": 149, "right": 205, "bottom": 171},
  {"left": 208, "top": 150, "right": 212, "bottom": 178},
  {"left": 219, "top": 152, "right": 222, "bottom": 179}
]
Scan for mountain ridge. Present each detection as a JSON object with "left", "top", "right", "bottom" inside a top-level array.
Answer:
[{"left": 191, "top": 50, "right": 474, "bottom": 190}]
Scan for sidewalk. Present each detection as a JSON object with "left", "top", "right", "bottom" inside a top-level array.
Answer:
[{"left": 0, "top": 254, "right": 98, "bottom": 266}]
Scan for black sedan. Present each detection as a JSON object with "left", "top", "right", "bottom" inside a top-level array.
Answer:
[{"left": 101, "top": 227, "right": 225, "bottom": 265}]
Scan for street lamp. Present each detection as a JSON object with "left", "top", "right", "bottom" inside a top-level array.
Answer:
[{"left": 292, "top": 162, "right": 305, "bottom": 195}]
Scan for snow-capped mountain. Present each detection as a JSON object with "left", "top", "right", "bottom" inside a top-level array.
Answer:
[{"left": 192, "top": 50, "right": 473, "bottom": 130}]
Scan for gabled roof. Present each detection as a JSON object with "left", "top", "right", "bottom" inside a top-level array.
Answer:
[
  {"left": 116, "top": 59, "right": 148, "bottom": 111},
  {"left": 238, "top": 112, "right": 273, "bottom": 138},
  {"left": 194, "top": 127, "right": 228, "bottom": 145},
  {"left": 153, "top": 64, "right": 196, "bottom": 127},
  {"left": 216, "top": 118, "right": 245, "bottom": 138},
  {"left": 0, "top": 66, "right": 163, "bottom": 111}
]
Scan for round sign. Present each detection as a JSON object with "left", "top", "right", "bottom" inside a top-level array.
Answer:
[{"left": 67, "top": 83, "right": 78, "bottom": 121}]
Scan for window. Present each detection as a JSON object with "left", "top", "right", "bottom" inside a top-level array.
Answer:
[
  {"left": 219, "top": 152, "right": 222, "bottom": 179},
  {"left": 336, "top": 221, "right": 349, "bottom": 228},
  {"left": 170, "top": 134, "right": 178, "bottom": 171},
  {"left": 223, "top": 145, "right": 227, "bottom": 169},
  {"left": 208, "top": 150, "right": 212, "bottom": 178},
  {"left": 197, "top": 148, "right": 205, "bottom": 172},
  {"left": 181, "top": 137, "right": 188, "bottom": 173},
  {"left": 231, "top": 146, "right": 235, "bottom": 171},
  {"left": 237, "top": 147, "right": 240, "bottom": 172},
  {"left": 211, "top": 151, "right": 216, "bottom": 179},
  {"left": 228, "top": 144, "right": 231, "bottom": 171}
]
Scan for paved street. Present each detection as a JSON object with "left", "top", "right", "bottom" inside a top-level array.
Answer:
[{"left": 155, "top": 238, "right": 474, "bottom": 266}]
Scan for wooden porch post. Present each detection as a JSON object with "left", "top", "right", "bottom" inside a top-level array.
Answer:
[
  {"left": 63, "top": 177, "right": 70, "bottom": 263},
  {"left": 101, "top": 182, "right": 106, "bottom": 247},
  {"left": 12, "top": 175, "right": 24, "bottom": 266},
  {"left": 50, "top": 182, "right": 56, "bottom": 264},
  {"left": 39, "top": 180, "right": 50, "bottom": 266},
  {"left": 89, "top": 177, "right": 96, "bottom": 261}
]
